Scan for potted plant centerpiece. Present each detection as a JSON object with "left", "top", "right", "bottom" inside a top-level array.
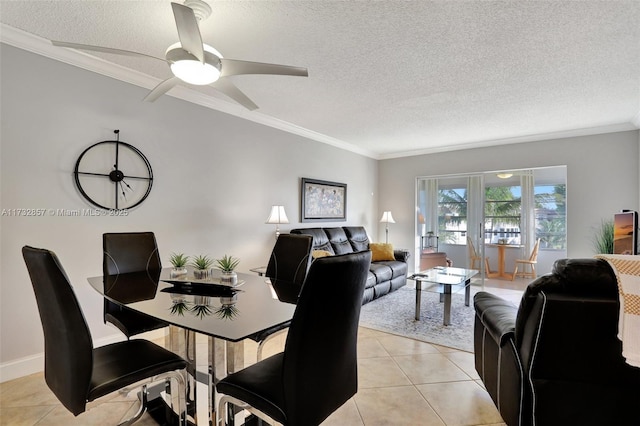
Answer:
[
  {"left": 169, "top": 252, "right": 189, "bottom": 278},
  {"left": 191, "top": 254, "right": 214, "bottom": 280},
  {"left": 215, "top": 255, "right": 240, "bottom": 286}
]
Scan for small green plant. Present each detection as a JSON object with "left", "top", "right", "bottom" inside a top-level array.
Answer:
[
  {"left": 592, "top": 219, "right": 614, "bottom": 254},
  {"left": 170, "top": 300, "right": 190, "bottom": 316},
  {"left": 191, "top": 304, "right": 213, "bottom": 319},
  {"left": 214, "top": 304, "right": 240, "bottom": 320},
  {"left": 190, "top": 254, "right": 214, "bottom": 270},
  {"left": 215, "top": 255, "right": 240, "bottom": 272},
  {"left": 169, "top": 252, "right": 189, "bottom": 268}
]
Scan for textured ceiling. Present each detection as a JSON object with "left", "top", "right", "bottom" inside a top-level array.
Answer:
[{"left": 1, "top": 0, "right": 639, "bottom": 159}]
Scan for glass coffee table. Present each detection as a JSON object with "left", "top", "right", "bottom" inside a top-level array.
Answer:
[{"left": 409, "top": 266, "right": 479, "bottom": 325}]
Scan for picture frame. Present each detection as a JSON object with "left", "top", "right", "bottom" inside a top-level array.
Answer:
[{"left": 301, "top": 178, "right": 347, "bottom": 222}]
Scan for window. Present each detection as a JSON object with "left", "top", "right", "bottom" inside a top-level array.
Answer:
[
  {"left": 438, "top": 187, "right": 467, "bottom": 244},
  {"left": 484, "top": 185, "right": 521, "bottom": 244},
  {"left": 416, "top": 167, "right": 567, "bottom": 252},
  {"left": 534, "top": 184, "right": 566, "bottom": 250}
]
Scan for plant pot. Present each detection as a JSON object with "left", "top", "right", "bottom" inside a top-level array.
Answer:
[
  {"left": 193, "top": 268, "right": 210, "bottom": 280},
  {"left": 220, "top": 270, "right": 238, "bottom": 286},
  {"left": 170, "top": 267, "right": 188, "bottom": 278}
]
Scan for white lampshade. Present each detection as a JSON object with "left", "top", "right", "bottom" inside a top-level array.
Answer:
[
  {"left": 266, "top": 206, "right": 289, "bottom": 224},
  {"left": 379, "top": 211, "right": 395, "bottom": 224}
]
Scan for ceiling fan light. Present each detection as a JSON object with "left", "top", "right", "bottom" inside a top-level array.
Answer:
[
  {"left": 497, "top": 173, "right": 513, "bottom": 179},
  {"left": 166, "top": 42, "right": 223, "bottom": 85},
  {"left": 170, "top": 60, "right": 220, "bottom": 85}
]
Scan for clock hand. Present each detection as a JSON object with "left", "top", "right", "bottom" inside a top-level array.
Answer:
[
  {"left": 76, "top": 171, "right": 111, "bottom": 177},
  {"left": 121, "top": 178, "right": 133, "bottom": 191},
  {"left": 118, "top": 181, "right": 127, "bottom": 200},
  {"left": 114, "top": 130, "right": 120, "bottom": 172}
]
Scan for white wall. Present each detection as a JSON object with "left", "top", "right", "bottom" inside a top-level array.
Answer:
[
  {"left": 0, "top": 45, "right": 378, "bottom": 380},
  {"left": 379, "top": 131, "right": 640, "bottom": 272}
]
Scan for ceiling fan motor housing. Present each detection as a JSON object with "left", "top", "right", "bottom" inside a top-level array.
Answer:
[{"left": 183, "top": 0, "right": 212, "bottom": 21}]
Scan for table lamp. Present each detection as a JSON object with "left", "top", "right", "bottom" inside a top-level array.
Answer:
[
  {"left": 379, "top": 211, "right": 395, "bottom": 243},
  {"left": 266, "top": 205, "right": 289, "bottom": 237}
]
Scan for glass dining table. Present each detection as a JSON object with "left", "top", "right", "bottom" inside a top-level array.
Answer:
[{"left": 87, "top": 267, "right": 296, "bottom": 425}]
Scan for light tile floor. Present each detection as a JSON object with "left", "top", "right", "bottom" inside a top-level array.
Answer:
[{"left": 0, "top": 281, "right": 523, "bottom": 426}]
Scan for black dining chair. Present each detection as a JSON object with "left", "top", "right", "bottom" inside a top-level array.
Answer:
[
  {"left": 249, "top": 234, "right": 313, "bottom": 361},
  {"left": 103, "top": 232, "right": 168, "bottom": 338},
  {"left": 22, "top": 246, "right": 187, "bottom": 425},
  {"left": 217, "top": 250, "right": 371, "bottom": 426}
]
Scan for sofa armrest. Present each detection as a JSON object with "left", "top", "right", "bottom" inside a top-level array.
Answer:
[
  {"left": 474, "top": 292, "right": 524, "bottom": 426},
  {"left": 474, "top": 291, "right": 517, "bottom": 346},
  {"left": 393, "top": 249, "right": 410, "bottom": 262}
]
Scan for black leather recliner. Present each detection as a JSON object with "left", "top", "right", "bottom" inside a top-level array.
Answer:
[{"left": 474, "top": 258, "right": 640, "bottom": 426}]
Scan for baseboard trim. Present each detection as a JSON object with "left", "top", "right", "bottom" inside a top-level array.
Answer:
[{"left": 0, "top": 329, "right": 166, "bottom": 383}]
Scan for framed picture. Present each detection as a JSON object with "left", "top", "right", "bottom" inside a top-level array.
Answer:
[{"left": 301, "top": 178, "right": 347, "bottom": 222}]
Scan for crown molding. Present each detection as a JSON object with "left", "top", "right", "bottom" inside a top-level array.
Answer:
[
  {"left": 379, "top": 122, "right": 640, "bottom": 160},
  {"left": 0, "top": 23, "right": 378, "bottom": 159}
]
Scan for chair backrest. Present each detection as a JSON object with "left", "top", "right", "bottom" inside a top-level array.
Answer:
[
  {"left": 282, "top": 251, "right": 371, "bottom": 425},
  {"left": 529, "top": 238, "right": 541, "bottom": 261},
  {"left": 103, "top": 232, "right": 161, "bottom": 276},
  {"left": 265, "top": 234, "right": 313, "bottom": 288},
  {"left": 22, "top": 246, "right": 93, "bottom": 416}
]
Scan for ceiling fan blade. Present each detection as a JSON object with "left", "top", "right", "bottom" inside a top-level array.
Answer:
[
  {"left": 220, "top": 59, "right": 309, "bottom": 78},
  {"left": 171, "top": 2, "right": 205, "bottom": 63},
  {"left": 144, "top": 77, "right": 181, "bottom": 102},
  {"left": 51, "top": 40, "right": 167, "bottom": 63},
  {"left": 212, "top": 79, "right": 259, "bottom": 110}
]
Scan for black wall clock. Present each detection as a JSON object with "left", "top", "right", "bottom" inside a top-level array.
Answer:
[{"left": 73, "top": 130, "right": 153, "bottom": 210}]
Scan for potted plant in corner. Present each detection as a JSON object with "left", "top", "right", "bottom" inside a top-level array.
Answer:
[
  {"left": 592, "top": 219, "right": 614, "bottom": 254},
  {"left": 215, "top": 255, "right": 240, "bottom": 286},
  {"left": 169, "top": 252, "right": 189, "bottom": 278},
  {"left": 191, "top": 254, "right": 214, "bottom": 280}
]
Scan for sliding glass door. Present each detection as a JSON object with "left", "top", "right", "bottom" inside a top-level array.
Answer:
[
  {"left": 416, "top": 174, "right": 487, "bottom": 285},
  {"left": 417, "top": 166, "right": 567, "bottom": 284}
]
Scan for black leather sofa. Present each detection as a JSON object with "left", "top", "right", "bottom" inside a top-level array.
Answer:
[
  {"left": 290, "top": 226, "right": 410, "bottom": 304},
  {"left": 474, "top": 258, "right": 640, "bottom": 426}
]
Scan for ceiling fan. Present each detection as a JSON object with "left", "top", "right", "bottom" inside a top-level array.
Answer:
[{"left": 51, "top": 0, "right": 308, "bottom": 110}]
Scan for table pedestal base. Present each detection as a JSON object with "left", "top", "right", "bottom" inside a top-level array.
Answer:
[
  {"left": 415, "top": 281, "right": 471, "bottom": 325},
  {"left": 167, "top": 326, "right": 245, "bottom": 425}
]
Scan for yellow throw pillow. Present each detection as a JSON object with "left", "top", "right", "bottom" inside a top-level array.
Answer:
[
  {"left": 369, "top": 243, "right": 395, "bottom": 261},
  {"left": 312, "top": 250, "right": 333, "bottom": 259}
]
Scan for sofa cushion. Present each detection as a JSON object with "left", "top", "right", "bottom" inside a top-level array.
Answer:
[
  {"left": 370, "top": 243, "right": 395, "bottom": 261},
  {"left": 369, "top": 263, "right": 393, "bottom": 283},
  {"left": 291, "top": 228, "right": 335, "bottom": 254},
  {"left": 365, "top": 272, "right": 376, "bottom": 289},
  {"left": 376, "top": 260, "right": 408, "bottom": 279},
  {"left": 343, "top": 226, "right": 369, "bottom": 251},
  {"left": 324, "top": 228, "right": 354, "bottom": 254}
]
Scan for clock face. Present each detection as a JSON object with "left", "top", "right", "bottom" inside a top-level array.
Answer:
[{"left": 74, "top": 140, "right": 153, "bottom": 210}]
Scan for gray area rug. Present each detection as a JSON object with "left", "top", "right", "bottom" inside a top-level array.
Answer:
[{"left": 359, "top": 287, "right": 476, "bottom": 352}]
